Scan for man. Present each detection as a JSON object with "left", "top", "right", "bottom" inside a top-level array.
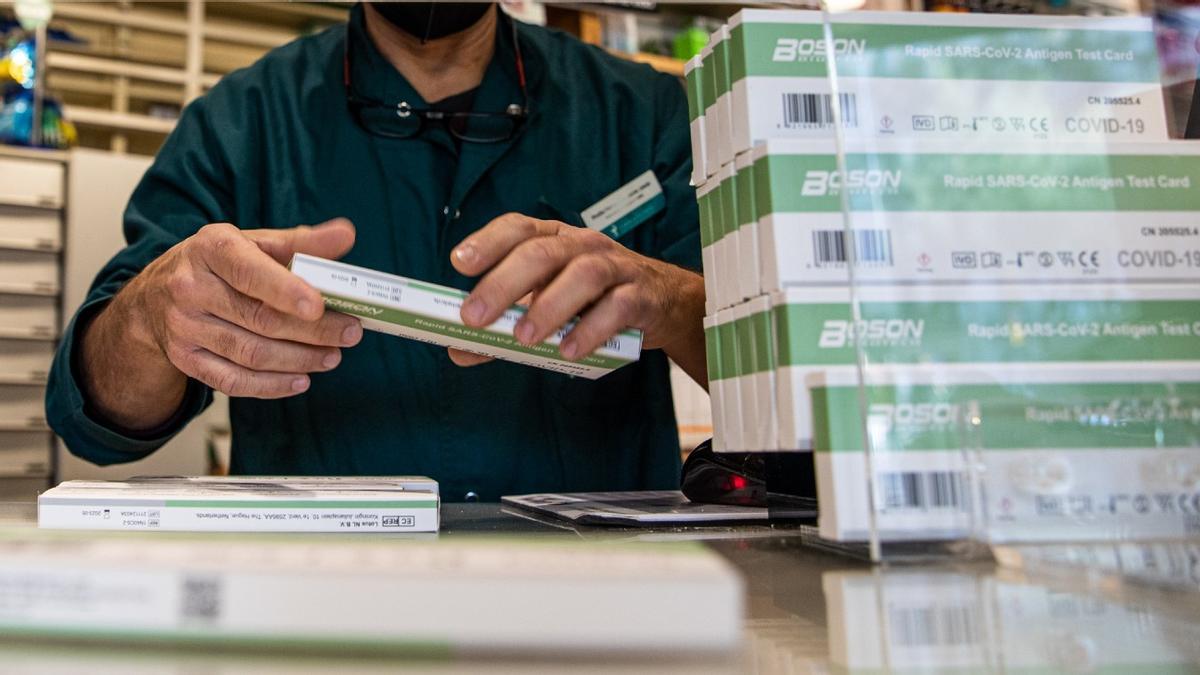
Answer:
[{"left": 46, "top": 2, "right": 705, "bottom": 501}]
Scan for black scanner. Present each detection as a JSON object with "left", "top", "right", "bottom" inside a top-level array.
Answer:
[{"left": 681, "top": 440, "right": 818, "bottom": 517}]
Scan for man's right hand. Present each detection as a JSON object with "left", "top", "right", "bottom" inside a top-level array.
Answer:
[{"left": 80, "top": 218, "right": 362, "bottom": 431}]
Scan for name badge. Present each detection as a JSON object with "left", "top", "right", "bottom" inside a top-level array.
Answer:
[{"left": 581, "top": 170, "right": 666, "bottom": 239}]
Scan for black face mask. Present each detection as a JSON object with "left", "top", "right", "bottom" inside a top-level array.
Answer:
[{"left": 370, "top": 2, "right": 494, "bottom": 42}]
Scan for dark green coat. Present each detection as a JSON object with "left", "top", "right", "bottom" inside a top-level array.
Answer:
[{"left": 45, "top": 6, "right": 700, "bottom": 501}]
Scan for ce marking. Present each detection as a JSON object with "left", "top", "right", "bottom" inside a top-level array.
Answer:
[{"left": 1078, "top": 250, "right": 1100, "bottom": 267}]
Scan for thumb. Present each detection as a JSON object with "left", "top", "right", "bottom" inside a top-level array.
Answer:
[{"left": 245, "top": 218, "right": 356, "bottom": 265}]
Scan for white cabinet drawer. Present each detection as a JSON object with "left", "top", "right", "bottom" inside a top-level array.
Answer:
[
  {"left": 0, "top": 294, "right": 57, "bottom": 339},
  {"left": 0, "top": 207, "right": 60, "bottom": 251},
  {"left": 0, "top": 249, "right": 59, "bottom": 295},
  {"left": 0, "top": 476, "right": 49, "bottom": 500},
  {"left": 0, "top": 340, "right": 53, "bottom": 383},
  {"left": 0, "top": 157, "right": 63, "bottom": 208},
  {"left": 0, "top": 385, "right": 46, "bottom": 430},
  {"left": 0, "top": 431, "right": 51, "bottom": 477}
]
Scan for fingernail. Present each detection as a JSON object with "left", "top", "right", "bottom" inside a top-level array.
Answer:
[
  {"left": 561, "top": 340, "right": 578, "bottom": 360},
  {"left": 342, "top": 323, "right": 362, "bottom": 346},
  {"left": 454, "top": 242, "right": 477, "bottom": 265},
  {"left": 322, "top": 351, "right": 341, "bottom": 369},
  {"left": 462, "top": 298, "right": 487, "bottom": 325},
  {"left": 515, "top": 320, "right": 535, "bottom": 345},
  {"left": 296, "top": 299, "right": 316, "bottom": 317},
  {"left": 292, "top": 377, "right": 310, "bottom": 393}
]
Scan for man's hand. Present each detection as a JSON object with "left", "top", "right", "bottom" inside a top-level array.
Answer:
[
  {"left": 81, "top": 218, "right": 363, "bottom": 430},
  {"left": 448, "top": 213, "right": 707, "bottom": 386}
]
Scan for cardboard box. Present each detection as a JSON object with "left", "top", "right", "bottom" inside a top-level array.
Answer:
[
  {"left": 697, "top": 179, "right": 719, "bottom": 316},
  {"left": 773, "top": 283, "right": 1200, "bottom": 451},
  {"left": 291, "top": 254, "right": 642, "bottom": 380},
  {"left": 731, "top": 300, "right": 757, "bottom": 453},
  {"left": 753, "top": 139, "right": 1200, "bottom": 293},
  {"left": 714, "top": 162, "right": 739, "bottom": 310},
  {"left": 701, "top": 42, "right": 720, "bottom": 180},
  {"left": 811, "top": 368, "right": 1200, "bottom": 543},
  {"left": 725, "top": 10, "right": 1165, "bottom": 153},
  {"left": 733, "top": 151, "right": 759, "bottom": 303},
  {"left": 683, "top": 55, "right": 707, "bottom": 187},
  {"left": 715, "top": 307, "right": 741, "bottom": 451},
  {"left": 39, "top": 476, "right": 441, "bottom": 533},
  {"left": 703, "top": 314, "right": 726, "bottom": 452},
  {"left": 0, "top": 530, "right": 742, "bottom": 655}
]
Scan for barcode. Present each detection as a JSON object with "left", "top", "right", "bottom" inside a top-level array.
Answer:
[
  {"left": 888, "top": 604, "right": 981, "bottom": 648},
  {"left": 1186, "top": 514, "right": 1200, "bottom": 535},
  {"left": 782, "top": 93, "right": 858, "bottom": 128},
  {"left": 180, "top": 575, "right": 221, "bottom": 621},
  {"left": 812, "top": 229, "right": 893, "bottom": 266},
  {"left": 880, "top": 471, "right": 967, "bottom": 511}
]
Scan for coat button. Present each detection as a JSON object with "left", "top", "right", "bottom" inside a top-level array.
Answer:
[{"left": 464, "top": 491, "right": 479, "bottom": 502}]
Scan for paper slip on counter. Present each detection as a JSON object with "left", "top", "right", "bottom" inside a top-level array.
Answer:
[
  {"left": 38, "top": 476, "right": 440, "bottom": 533},
  {"left": 290, "top": 254, "right": 642, "bottom": 380}
]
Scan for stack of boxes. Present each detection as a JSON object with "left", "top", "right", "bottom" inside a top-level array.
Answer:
[{"left": 686, "top": 9, "right": 1200, "bottom": 542}]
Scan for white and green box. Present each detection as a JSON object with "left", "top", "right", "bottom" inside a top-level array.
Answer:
[
  {"left": 824, "top": 569, "right": 1199, "bottom": 672},
  {"left": 714, "top": 24, "right": 735, "bottom": 168},
  {"left": 746, "top": 295, "right": 777, "bottom": 452},
  {"left": 39, "top": 477, "right": 441, "bottom": 533},
  {"left": 715, "top": 307, "right": 742, "bottom": 452},
  {"left": 0, "top": 532, "right": 742, "bottom": 655},
  {"left": 810, "top": 368, "right": 1200, "bottom": 543},
  {"left": 731, "top": 300, "right": 757, "bottom": 453},
  {"left": 696, "top": 178, "right": 719, "bottom": 315},
  {"left": 700, "top": 42, "right": 720, "bottom": 180},
  {"left": 291, "top": 254, "right": 642, "bottom": 380},
  {"left": 773, "top": 283, "right": 1200, "bottom": 452},
  {"left": 733, "top": 150, "right": 759, "bottom": 304},
  {"left": 753, "top": 139, "right": 1200, "bottom": 292},
  {"left": 683, "top": 55, "right": 707, "bottom": 187},
  {"left": 714, "top": 161, "right": 740, "bottom": 311},
  {"left": 703, "top": 314, "right": 726, "bottom": 452},
  {"left": 726, "top": 10, "right": 1166, "bottom": 153}
]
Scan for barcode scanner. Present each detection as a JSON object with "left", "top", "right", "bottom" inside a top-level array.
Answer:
[{"left": 681, "top": 440, "right": 818, "bottom": 519}]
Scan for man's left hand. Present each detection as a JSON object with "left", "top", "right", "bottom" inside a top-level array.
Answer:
[{"left": 448, "top": 213, "right": 704, "bottom": 368}]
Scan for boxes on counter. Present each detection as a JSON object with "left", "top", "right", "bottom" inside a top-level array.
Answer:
[{"left": 39, "top": 476, "right": 442, "bottom": 533}]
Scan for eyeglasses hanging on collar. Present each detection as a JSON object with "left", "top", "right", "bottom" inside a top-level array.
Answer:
[{"left": 344, "top": 12, "right": 529, "bottom": 144}]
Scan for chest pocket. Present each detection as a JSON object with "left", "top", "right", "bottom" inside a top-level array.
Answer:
[{"left": 533, "top": 196, "right": 584, "bottom": 229}]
